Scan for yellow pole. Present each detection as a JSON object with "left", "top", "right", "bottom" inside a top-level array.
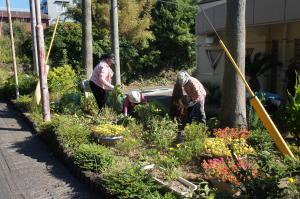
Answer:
[
  {"left": 32, "top": 16, "right": 60, "bottom": 105},
  {"left": 219, "top": 39, "right": 294, "bottom": 157}
]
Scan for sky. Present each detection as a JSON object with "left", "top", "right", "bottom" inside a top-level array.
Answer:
[{"left": 0, "top": 0, "right": 30, "bottom": 11}]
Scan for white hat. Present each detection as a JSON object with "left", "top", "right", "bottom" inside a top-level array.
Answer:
[
  {"left": 177, "top": 71, "right": 189, "bottom": 86},
  {"left": 128, "top": 91, "right": 141, "bottom": 103}
]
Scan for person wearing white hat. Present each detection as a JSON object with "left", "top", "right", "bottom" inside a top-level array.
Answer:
[
  {"left": 123, "top": 91, "right": 147, "bottom": 116},
  {"left": 176, "top": 71, "right": 206, "bottom": 123}
]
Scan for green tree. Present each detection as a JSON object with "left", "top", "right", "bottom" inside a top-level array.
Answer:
[
  {"left": 44, "top": 22, "right": 82, "bottom": 69},
  {"left": 150, "top": 0, "right": 198, "bottom": 69},
  {"left": 220, "top": 0, "right": 247, "bottom": 127}
]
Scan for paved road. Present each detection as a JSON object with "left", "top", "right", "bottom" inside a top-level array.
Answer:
[{"left": 0, "top": 102, "right": 97, "bottom": 199}]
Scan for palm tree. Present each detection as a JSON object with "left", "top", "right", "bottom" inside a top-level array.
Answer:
[
  {"left": 220, "top": 0, "right": 247, "bottom": 128},
  {"left": 245, "top": 52, "right": 282, "bottom": 91},
  {"left": 82, "top": 0, "right": 93, "bottom": 78}
]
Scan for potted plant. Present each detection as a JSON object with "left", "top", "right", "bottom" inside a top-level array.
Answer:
[{"left": 92, "top": 124, "right": 125, "bottom": 146}]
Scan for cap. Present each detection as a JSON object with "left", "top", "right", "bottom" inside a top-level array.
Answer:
[
  {"left": 177, "top": 71, "right": 189, "bottom": 86},
  {"left": 128, "top": 91, "right": 141, "bottom": 103}
]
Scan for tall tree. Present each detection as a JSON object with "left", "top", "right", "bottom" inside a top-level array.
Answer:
[
  {"left": 220, "top": 0, "right": 247, "bottom": 127},
  {"left": 82, "top": 0, "right": 93, "bottom": 78}
]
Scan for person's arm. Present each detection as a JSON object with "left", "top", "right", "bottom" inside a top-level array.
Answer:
[
  {"left": 99, "top": 65, "right": 114, "bottom": 90},
  {"left": 123, "top": 96, "right": 129, "bottom": 116},
  {"left": 141, "top": 94, "right": 147, "bottom": 104}
]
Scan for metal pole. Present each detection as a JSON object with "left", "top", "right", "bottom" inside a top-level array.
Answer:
[
  {"left": 5, "top": 0, "right": 19, "bottom": 98},
  {"left": 29, "top": 0, "right": 39, "bottom": 75},
  {"left": 35, "top": 0, "right": 51, "bottom": 121},
  {"left": 110, "top": 0, "right": 121, "bottom": 85}
]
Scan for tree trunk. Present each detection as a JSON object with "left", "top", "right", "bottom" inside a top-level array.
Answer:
[
  {"left": 220, "top": 0, "right": 247, "bottom": 128},
  {"left": 82, "top": 0, "right": 93, "bottom": 79}
]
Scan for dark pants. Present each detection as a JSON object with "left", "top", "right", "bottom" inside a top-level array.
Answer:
[
  {"left": 89, "top": 81, "right": 107, "bottom": 110},
  {"left": 188, "top": 100, "right": 206, "bottom": 124}
]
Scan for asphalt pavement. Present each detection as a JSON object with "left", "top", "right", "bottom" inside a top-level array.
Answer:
[{"left": 0, "top": 102, "right": 97, "bottom": 199}]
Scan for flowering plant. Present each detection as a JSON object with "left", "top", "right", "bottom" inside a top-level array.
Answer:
[
  {"left": 201, "top": 157, "right": 257, "bottom": 185},
  {"left": 92, "top": 124, "right": 125, "bottom": 137},
  {"left": 204, "top": 138, "right": 255, "bottom": 157},
  {"left": 213, "top": 127, "right": 250, "bottom": 139}
]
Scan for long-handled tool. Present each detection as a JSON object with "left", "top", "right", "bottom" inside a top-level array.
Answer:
[
  {"left": 32, "top": 16, "right": 60, "bottom": 106},
  {"left": 199, "top": 6, "right": 294, "bottom": 157}
]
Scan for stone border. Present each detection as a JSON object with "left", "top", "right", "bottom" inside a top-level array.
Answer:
[{"left": 7, "top": 100, "right": 116, "bottom": 198}]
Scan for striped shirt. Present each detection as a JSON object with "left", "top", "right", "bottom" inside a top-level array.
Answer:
[
  {"left": 183, "top": 76, "right": 206, "bottom": 102},
  {"left": 90, "top": 61, "right": 114, "bottom": 90}
]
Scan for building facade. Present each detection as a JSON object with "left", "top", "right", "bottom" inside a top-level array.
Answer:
[
  {"left": 41, "top": 0, "right": 75, "bottom": 24},
  {"left": 0, "top": 10, "right": 48, "bottom": 35},
  {"left": 196, "top": 0, "right": 300, "bottom": 97}
]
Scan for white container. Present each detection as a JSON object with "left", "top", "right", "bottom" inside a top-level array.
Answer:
[{"left": 142, "top": 164, "right": 197, "bottom": 197}]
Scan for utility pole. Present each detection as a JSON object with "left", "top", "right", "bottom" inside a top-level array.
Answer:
[
  {"left": 29, "top": 0, "right": 39, "bottom": 75},
  {"left": 5, "top": 0, "right": 19, "bottom": 98},
  {"left": 35, "top": 0, "right": 51, "bottom": 121},
  {"left": 82, "top": 0, "right": 93, "bottom": 78},
  {"left": 110, "top": 0, "right": 121, "bottom": 85}
]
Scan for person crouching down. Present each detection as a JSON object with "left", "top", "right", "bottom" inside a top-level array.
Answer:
[
  {"left": 123, "top": 91, "right": 147, "bottom": 116},
  {"left": 89, "top": 53, "right": 115, "bottom": 110},
  {"left": 177, "top": 71, "right": 206, "bottom": 124}
]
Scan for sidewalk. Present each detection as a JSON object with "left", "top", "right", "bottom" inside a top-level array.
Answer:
[{"left": 0, "top": 102, "right": 97, "bottom": 199}]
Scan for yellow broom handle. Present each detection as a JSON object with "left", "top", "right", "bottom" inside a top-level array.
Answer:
[
  {"left": 45, "top": 16, "right": 60, "bottom": 65},
  {"left": 219, "top": 40, "right": 255, "bottom": 97}
]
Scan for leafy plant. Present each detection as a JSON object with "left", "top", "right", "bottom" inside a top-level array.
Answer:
[
  {"left": 144, "top": 116, "right": 177, "bottom": 149},
  {"left": 74, "top": 143, "right": 116, "bottom": 173},
  {"left": 92, "top": 124, "right": 125, "bottom": 137},
  {"left": 48, "top": 65, "right": 77, "bottom": 100},
  {"left": 247, "top": 129, "right": 274, "bottom": 151},
  {"left": 14, "top": 95, "right": 32, "bottom": 112},
  {"left": 184, "top": 123, "right": 208, "bottom": 142},
  {"left": 55, "top": 115, "right": 91, "bottom": 150},
  {"left": 80, "top": 95, "right": 98, "bottom": 116},
  {"left": 285, "top": 73, "right": 300, "bottom": 138},
  {"left": 101, "top": 157, "right": 161, "bottom": 198},
  {"left": 59, "top": 92, "right": 81, "bottom": 114}
]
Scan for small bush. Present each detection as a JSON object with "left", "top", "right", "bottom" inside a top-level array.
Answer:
[
  {"left": 59, "top": 92, "right": 81, "bottom": 114},
  {"left": 101, "top": 158, "right": 161, "bottom": 198},
  {"left": 14, "top": 95, "right": 32, "bottom": 112},
  {"left": 74, "top": 143, "right": 115, "bottom": 173},
  {"left": 184, "top": 123, "right": 208, "bottom": 142},
  {"left": 144, "top": 116, "right": 177, "bottom": 149},
  {"left": 48, "top": 65, "right": 77, "bottom": 100},
  {"left": 80, "top": 95, "right": 98, "bottom": 116},
  {"left": 55, "top": 116, "right": 91, "bottom": 150},
  {"left": 248, "top": 129, "right": 274, "bottom": 151}
]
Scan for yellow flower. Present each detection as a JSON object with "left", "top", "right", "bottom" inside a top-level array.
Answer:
[
  {"left": 176, "top": 144, "right": 182, "bottom": 148},
  {"left": 288, "top": 178, "right": 295, "bottom": 183},
  {"left": 169, "top": 147, "right": 175, "bottom": 151}
]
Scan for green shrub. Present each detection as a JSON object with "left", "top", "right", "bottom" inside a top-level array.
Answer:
[
  {"left": 184, "top": 123, "right": 208, "bottom": 142},
  {"left": 74, "top": 143, "right": 115, "bottom": 173},
  {"left": 48, "top": 65, "right": 77, "bottom": 100},
  {"left": 286, "top": 74, "right": 300, "bottom": 138},
  {"left": 135, "top": 103, "right": 167, "bottom": 127},
  {"left": 248, "top": 129, "right": 274, "bottom": 151},
  {"left": 101, "top": 158, "right": 161, "bottom": 198},
  {"left": 80, "top": 95, "right": 98, "bottom": 116},
  {"left": 4, "top": 72, "right": 38, "bottom": 98},
  {"left": 144, "top": 116, "right": 177, "bottom": 149},
  {"left": 14, "top": 95, "right": 32, "bottom": 112},
  {"left": 59, "top": 92, "right": 81, "bottom": 114},
  {"left": 0, "top": 37, "right": 12, "bottom": 63},
  {"left": 55, "top": 116, "right": 91, "bottom": 150}
]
